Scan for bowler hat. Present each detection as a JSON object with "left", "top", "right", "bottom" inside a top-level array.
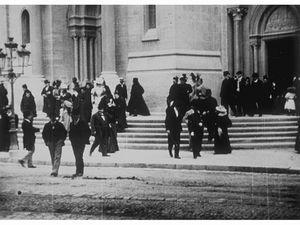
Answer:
[{"left": 44, "top": 79, "right": 50, "bottom": 84}]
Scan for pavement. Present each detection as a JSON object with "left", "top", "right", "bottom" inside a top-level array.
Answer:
[{"left": 1, "top": 143, "right": 300, "bottom": 174}]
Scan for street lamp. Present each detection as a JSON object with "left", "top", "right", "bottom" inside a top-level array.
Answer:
[{"left": 0, "top": 37, "right": 30, "bottom": 151}]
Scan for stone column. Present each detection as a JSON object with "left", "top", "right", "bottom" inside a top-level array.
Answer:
[
  {"left": 73, "top": 35, "right": 80, "bottom": 79},
  {"left": 82, "top": 35, "right": 88, "bottom": 82},
  {"left": 89, "top": 37, "right": 95, "bottom": 81},
  {"left": 95, "top": 28, "right": 102, "bottom": 78},
  {"left": 30, "top": 5, "right": 43, "bottom": 76},
  {"left": 101, "top": 5, "right": 118, "bottom": 89},
  {"left": 227, "top": 7, "right": 248, "bottom": 73},
  {"left": 250, "top": 38, "right": 261, "bottom": 73}
]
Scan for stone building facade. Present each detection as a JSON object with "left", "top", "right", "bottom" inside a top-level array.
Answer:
[{"left": 0, "top": 5, "right": 299, "bottom": 112}]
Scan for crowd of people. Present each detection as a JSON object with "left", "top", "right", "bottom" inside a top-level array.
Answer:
[
  {"left": 220, "top": 71, "right": 300, "bottom": 117},
  {"left": 165, "top": 71, "right": 300, "bottom": 159},
  {"left": 0, "top": 76, "right": 150, "bottom": 177},
  {"left": 165, "top": 73, "right": 231, "bottom": 159},
  {"left": 1, "top": 70, "right": 300, "bottom": 176}
]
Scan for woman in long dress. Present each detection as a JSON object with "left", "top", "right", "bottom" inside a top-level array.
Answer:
[
  {"left": 127, "top": 78, "right": 150, "bottom": 116},
  {"left": 214, "top": 105, "right": 232, "bottom": 154}
]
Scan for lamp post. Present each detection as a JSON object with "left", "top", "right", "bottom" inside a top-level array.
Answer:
[{"left": 0, "top": 37, "right": 30, "bottom": 151}]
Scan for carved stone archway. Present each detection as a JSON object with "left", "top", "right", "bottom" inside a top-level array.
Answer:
[{"left": 249, "top": 5, "right": 300, "bottom": 76}]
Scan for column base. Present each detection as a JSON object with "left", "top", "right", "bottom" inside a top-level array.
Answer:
[{"left": 100, "top": 71, "right": 119, "bottom": 93}]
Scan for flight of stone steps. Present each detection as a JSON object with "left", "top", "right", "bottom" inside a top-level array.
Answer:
[{"left": 17, "top": 113, "right": 299, "bottom": 151}]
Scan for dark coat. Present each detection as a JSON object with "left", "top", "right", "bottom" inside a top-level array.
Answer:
[
  {"left": 214, "top": 115, "right": 232, "bottom": 154},
  {"left": 251, "top": 79, "right": 264, "bottom": 101},
  {"left": 0, "top": 85, "right": 8, "bottom": 111},
  {"left": 22, "top": 119, "right": 39, "bottom": 150},
  {"left": 42, "top": 120, "right": 67, "bottom": 145},
  {"left": 41, "top": 86, "right": 54, "bottom": 115},
  {"left": 91, "top": 111, "right": 110, "bottom": 153},
  {"left": 186, "top": 110, "right": 204, "bottom": 137},
  {"left": 177, "top": 83, "right": 192, "bottom": 114},
  {"left": 0, "top": 112, "right": 10, "bottom": 152},
  {"left": 69, "top": 119, "right": 91, "bottom": 145},
  {"left": 220, "top": 78, "right": 235, "bottom": 103},
  {"left": 168, "top": 83, "right": 179, "bottom": 103},
  {"left": 127, "top": 83, "right": 150, "bottom": 116},
  {"left": 115, "top": 84, "right": 128, "bottom": 100},
  {"left": 242, "top": 83, "right": 255, "bottom": 115},
  {"left": 115, "top": 96, "right": 127, "bottom": 131},
  {"left": 165, "top": 106, "right": 182, "bottom": 142},
  {"left": 20, "top": 95, "right": 37, "bottom": 117}
]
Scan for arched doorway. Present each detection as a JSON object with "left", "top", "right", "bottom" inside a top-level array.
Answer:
[
  {"left": 266, "top": 36, "right": 298, "bottom": 94},
  {"left": 250, "top": 5, "right": 300, "bottom": 95}
]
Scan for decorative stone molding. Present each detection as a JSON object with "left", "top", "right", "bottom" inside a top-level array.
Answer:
[
  {"left": 265, "top": 6, "right": 299, "bottom": 33},
  {"left": 227, "top": 7, "right": 248, "bottom": 20}
]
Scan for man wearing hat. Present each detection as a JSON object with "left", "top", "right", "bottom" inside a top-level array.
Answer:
[
  {"left": 234, "top": 71, "right": 246, "bottom": 116},
  {"left": 168, "top": 76, "right": 179, "bottom": 103},
  {"left": 90, "top": 99, "right": 110, "bottom": 157},
  {"left": 69, "top": 108, "right": 91, "bottom": 177},
  {"left": 165, "top": 97, "right": 182, "bottom": 159},
  {"left": 18, "top": 111, "right": 40, "bottom": 168},
  {"left": 42, "top": 114, "right": 67, "bottom": 177},
  {"left": 20, "top": 89, "right": 37, "bottom": 118},
  {"left": 220, "top": 71, "right": 236, "bottom": 116},
  {"left": 115, "top": 77, "right": 128, "bottom": 100},
  {"left": 177, "top": 74, "right": 193, "bottom": 121},
  {"left": 0, "top": 82, "right": 8, "bottom": 111},
  {"left": 251, "top": 72, "right": 264, "bottom": 116},
  {"left": 41, "top": 79, "right": 54, "bottom": 117}
]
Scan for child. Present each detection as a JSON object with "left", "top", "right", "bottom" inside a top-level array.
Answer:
[
  {"left": 184, "top": 99, "right": 204, "bottom": 159},
  {"left": 284, "top": 87, "right": 296, "bottom": 115}
]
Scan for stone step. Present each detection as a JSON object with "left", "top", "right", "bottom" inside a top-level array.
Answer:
[
  {"left": 116, "top": 136, "right": 295, "bottom": 144},
  {"left": 117, "top": 131, "right": 297, "bottom": 138},
  {"left": 123, "top": 126, "right": 297, "bottom": 133},
  {"left": 117, "top": 141, "right": 295, "bottom": 150},
  {"left": 18, "top": 138, "right": 295, "bottom": 151},
  {"left": 127, "top": 120, "right": 297, "bottom": 128}
]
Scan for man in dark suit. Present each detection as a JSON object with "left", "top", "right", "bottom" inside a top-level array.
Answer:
[
  {"left": 21, "top": 90, "right": 37, "bottom": 118},
  {"left": 165, "top": 98, "right": 182, "bottom": 159},
  {"left": 177, "top": 74, "right": 193, "bottom": 122},
  {"left": 90, "top": 100, "right": 110, "bottom": 157},
  {"left": 168, "top": 76, "right": 179, "bottom": 103},
  {"left": 251, "top": 72, "right": 264, "bottom": 117},
  {"left": 42, "top": 115, "right": 67, "bottom": 177},
  {"left": 115, "top": 77, "right": 128, "bottom": 100},
  {"left": 220, "top": 71, "right": 236, "bottom": 115},
  {"left": 234, "top": 71, "right": 246, "bottom": 116},
  {"left": 184, "top": 99, "right": 204, "bottom": 159},
  {"left": 204, "top": 89, "right": 218, "bottom": 142},
  {"left": 18, "top": 112, "right": 40, "bottom": 168},
  {"left": 69, "top": 108, "right": 91, "bottom": 177}
]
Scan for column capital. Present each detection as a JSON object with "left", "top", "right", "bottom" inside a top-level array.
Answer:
[
  {"left": 227, "top": 7, "right": 248, "bottom": 20},
  {"left": 250, "top": 38, "right": 261, "bottom": 48}
]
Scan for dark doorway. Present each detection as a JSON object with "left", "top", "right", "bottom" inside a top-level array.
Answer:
[{"left": 267, "top": 37, "right": 298, "bottom": 95}]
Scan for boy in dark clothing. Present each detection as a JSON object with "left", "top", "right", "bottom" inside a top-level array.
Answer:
[
  {"left": 165, "top": 98, "right": 182, "bottom": 159},
  {"left": 184, "top": 100, "right": 204, "bottom": 159},
  {"left": 18, "top": 112, "right": 40, "bottom": 168}
]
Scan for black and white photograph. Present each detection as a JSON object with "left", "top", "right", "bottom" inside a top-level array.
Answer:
[{"left": 0, "top": 0, "right": 300, "bottom": 220}]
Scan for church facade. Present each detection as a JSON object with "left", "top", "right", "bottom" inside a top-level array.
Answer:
[{"left": 0, "top": 5, "right": 299, "bottom": 112}]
